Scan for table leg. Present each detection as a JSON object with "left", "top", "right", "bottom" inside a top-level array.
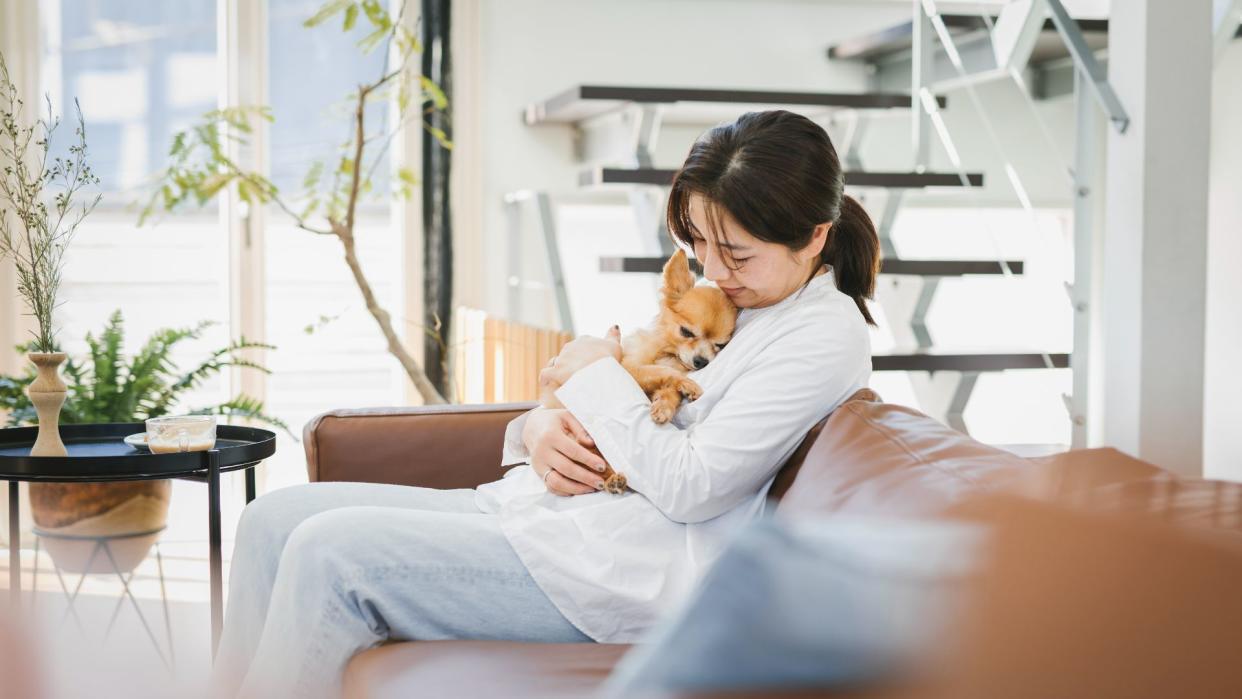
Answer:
[
  {"left": 245, "top": 466, "right": 256, "bottom": 504},
  {"left": 8, "top": 482, "right": 18, "bottom": 608},
  {"left": 208, "top": 450, "right": 223, "bottom": 657}
]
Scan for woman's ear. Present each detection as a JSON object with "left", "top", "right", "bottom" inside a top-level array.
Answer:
[{"left": 805, "top": 222, "right": 832, "bottom": 263}]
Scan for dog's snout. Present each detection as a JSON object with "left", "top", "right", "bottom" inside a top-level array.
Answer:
[{"left": 692, "top": 356, "right": 709, "bottom": 370}]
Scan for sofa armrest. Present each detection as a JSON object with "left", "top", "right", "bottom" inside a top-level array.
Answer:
[{"left": 303, "top": 401, "right": 538, "bottom": 489}]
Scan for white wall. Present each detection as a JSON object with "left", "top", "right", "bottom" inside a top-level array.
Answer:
[
  {"left": 1100, "top": 0, "right": 1213, "bottom": 478},
  {"left": 1205, "top": 38, "right": 1242, "bottom": 481}
]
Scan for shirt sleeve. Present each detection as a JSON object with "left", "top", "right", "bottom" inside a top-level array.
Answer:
[
  {"left": 499, "top": 408, "right": 536, "bottom": 468},
  {"left": 554, "top": 314, "right": 868, "bottom": 524}
]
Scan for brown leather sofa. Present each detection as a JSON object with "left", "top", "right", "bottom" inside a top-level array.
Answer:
[{"left": 301, "top": 390, "right": 1242, "bottom": 698}]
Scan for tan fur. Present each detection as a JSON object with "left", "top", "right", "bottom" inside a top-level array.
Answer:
[{"left": 539, "top": 249, "right": 737, "bottom": 493}]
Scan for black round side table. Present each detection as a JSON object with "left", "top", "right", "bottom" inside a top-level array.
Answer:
[{"left": 0, "top": 423, "right": 276, "bottom": 655}]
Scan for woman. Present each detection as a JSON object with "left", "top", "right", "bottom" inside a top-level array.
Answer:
[{"left": 209, "top": 109, "right": 878, "bottom": 698}]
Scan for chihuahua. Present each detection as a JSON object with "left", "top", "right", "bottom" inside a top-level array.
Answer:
[{"left": 539, "top": 249, "right": 738, "bottom": 493}]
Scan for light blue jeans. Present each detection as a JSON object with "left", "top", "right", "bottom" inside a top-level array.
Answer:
[{"left": 207, "top": 481, "right": 592, "bottom": 699}]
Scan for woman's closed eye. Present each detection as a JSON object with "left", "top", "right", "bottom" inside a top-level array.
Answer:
[{"left": 690, "top": 234, "right": 748, "bottom": 269}]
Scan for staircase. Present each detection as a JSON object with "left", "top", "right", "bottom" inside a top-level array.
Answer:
[{"left": 502, "top": 4, "right": 1127, "bottom": 438}]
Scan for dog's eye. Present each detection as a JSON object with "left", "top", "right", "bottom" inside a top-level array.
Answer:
[
  {"left": 679, "top": 326, "right": 695, "bottom": 339},
  {"left": 715, "top": 343, "right": 727, "bottom": 350}
]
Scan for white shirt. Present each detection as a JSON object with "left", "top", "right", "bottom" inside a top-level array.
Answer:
[{"left": 474, "top": 268, "right": 871, "bottom": 642}]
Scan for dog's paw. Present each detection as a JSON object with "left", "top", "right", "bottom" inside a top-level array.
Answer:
[
  {"left": 676, "top": 378, "right": 703, "bottom": 402},
  {"left": 650, "top": 398, "right": 677, "bottom": 424},
  {"left": 603, "top": 473, "right": 628, "bottom": 494}
]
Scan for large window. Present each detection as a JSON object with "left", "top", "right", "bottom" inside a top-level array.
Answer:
[
  {"left": 262, "top": 0, "right": 404, "bottom": 491},
  {"left": 41, "top": 0, "right": 230, "bottom": 418},
  {"left": 32, "top": 0, "right": 414, "bottom": 493}
]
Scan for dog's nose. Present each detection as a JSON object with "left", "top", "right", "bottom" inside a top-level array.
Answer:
[{"left": 692, "top": 356, "right": 708, "bottom": 370}]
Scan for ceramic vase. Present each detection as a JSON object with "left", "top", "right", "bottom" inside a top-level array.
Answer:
[{"left": 26, "top": 352, "right": 68, "bottom": 458}]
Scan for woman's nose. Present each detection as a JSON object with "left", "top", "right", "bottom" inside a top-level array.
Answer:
[{"left": 700, "top": 246, "right": 730, "bottom": 283}]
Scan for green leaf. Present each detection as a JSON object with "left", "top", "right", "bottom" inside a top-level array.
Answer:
[
  {"left": 237, "top": 177, "right": 257, "bottom": 204},
  {"left": 425, "top": 125, "right": 453, "bottom": 150},
  {"left": 357, "top": 24, "right": 390, "bottom": 53},
  {"left": 394, "top": 26, "right": 422, "bottom": 55},
  {"left": 3, "top": 308, "right": 286, "bottom": 423},
  {"left": 396, "top": 80, "right": 411, "bottom": 115},
  {"left": 420, "top": 76, "right": 449, "bottom": 110},
  {"left": 190, "top": 394, "right": 299, "bottom": 442},
  {"left": 302, "top": 160, "right": 324, "bottom": 190},
  {"left": 138, "top": 105, "right": 282, "bottom": 220},
  {"left": 303, "top": 0, "right": 352, "bottom": 28},
  {"left": 299, "top": 197, "right": 320, "bottom": 219},
  {"left": 343, "top": 3, "right": 359, "bottom": 31},
  {"left": 360, "top": 0, "right": 388, "bottom": 26},
  {"left": 200, "top": 172, "right": 232, "bottom": 200}
]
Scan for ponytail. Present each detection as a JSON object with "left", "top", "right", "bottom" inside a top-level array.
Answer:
[{"left": 824, "top": 194, "right": 880, "bottom": 326}]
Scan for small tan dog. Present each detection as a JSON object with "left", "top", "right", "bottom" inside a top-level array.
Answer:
[{"left": 539, "top": 249, "right": 738, "bottom": 493}]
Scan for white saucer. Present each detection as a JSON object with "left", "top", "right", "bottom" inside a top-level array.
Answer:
[{"left": 123, "top": 432, "right": 151, "bottom": 451}]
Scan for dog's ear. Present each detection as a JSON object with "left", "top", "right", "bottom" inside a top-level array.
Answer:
[{"left": 661, "top": 249, "right": 695, "bottom": 304}]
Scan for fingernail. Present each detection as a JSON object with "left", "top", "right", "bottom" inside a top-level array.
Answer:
[
  {"left": 595, "top": 463, "right": 605, "bottom": 472},
  {"left": 596, "top": 481, "right": 605, "bottom": 490}
]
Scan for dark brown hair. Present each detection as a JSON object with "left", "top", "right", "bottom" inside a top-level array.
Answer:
[{"left": 666, "top": 110, "right": 881, "bottom": 325}]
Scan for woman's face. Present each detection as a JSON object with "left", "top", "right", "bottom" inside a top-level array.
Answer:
[{"left": 686, "top": 193, "right": 828, "bottom": 309}]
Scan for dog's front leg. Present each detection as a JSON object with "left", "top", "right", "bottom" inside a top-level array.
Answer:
[{"left": 630, "top": 365, "right": 702, "bottom": 424}]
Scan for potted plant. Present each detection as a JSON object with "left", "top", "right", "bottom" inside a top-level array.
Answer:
[
  {"left": 0, "top": 310, "right": 291, "bottom": 573},
  {"left": 0, "top": 51, "right": 100, "bottom": 458}
]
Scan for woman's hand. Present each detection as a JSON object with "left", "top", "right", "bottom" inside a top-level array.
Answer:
[
  {"left": 538, "top": 325, "right": 623, "bottom": 393},
  {"left": 522, "top": 407, "right": 612, "bottom": 496}
]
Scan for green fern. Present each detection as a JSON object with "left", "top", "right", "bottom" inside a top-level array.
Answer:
[
  {"left": 0, "top": 309, "right": 296, "bottom": 441},
  {"left": 188, "top": 395, "right": 290, "bottom": 434}
]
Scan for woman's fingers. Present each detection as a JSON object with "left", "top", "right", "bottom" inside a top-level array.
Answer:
[
  {"left": 543, "top": 457, "right": 597, "bottom": 496},
  {"left": 548, "top": 447, "right": 606, "bottom": 493},
  {"left": 556, "top": 428, "right": 607, "bottom": 475},
  {"left": 530, "top": 407, "right": 611, "bottom": 496},
  {"left": 548, "top": 472, "right": 593, "bottom": 497},
  {"left": 560, "top": 412, "right": 596, "bottom": 448}
]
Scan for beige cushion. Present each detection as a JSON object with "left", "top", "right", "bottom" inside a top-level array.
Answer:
[{"left": 343, "top": 640, "right": 632, "bottom": 699}]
